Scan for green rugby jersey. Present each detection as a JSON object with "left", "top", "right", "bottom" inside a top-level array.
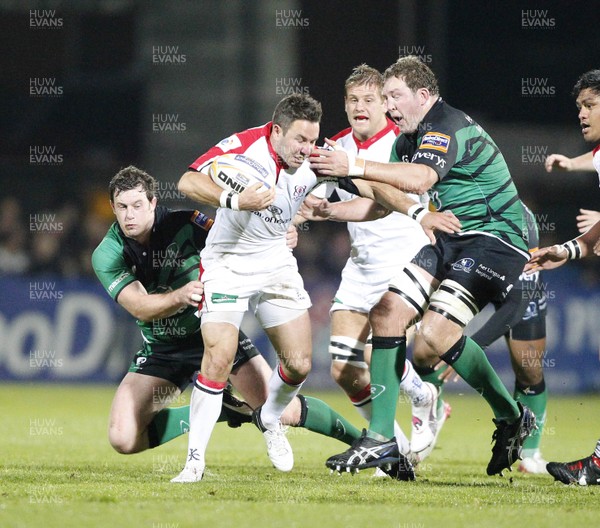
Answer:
[
  {"left": 391, "top": 98, "right": 528, "bottom": 254},
  {"left": 92, "top": 206, "right": 213, "bottom": 344}
]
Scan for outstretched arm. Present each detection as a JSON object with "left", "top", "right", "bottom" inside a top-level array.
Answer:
[
  {"left": 544, "top": 151, "right": 594, "bottom": 173},
  {"left": 525, "top": 219, "right": 600, "bottom": 273}
]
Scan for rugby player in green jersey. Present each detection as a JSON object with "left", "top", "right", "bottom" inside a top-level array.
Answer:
[
  {"left": 311, "top": 55, "right": 536, "bottom": 478},
  {"left": 92, "top": 166, "right": 362, "bottom": 475}
]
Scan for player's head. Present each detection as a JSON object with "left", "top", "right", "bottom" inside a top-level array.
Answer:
[
  {"left": 271, "top": 93, "right": 322, "bottom": 168},
  {"left": 344, "top": 64, "right": 388, "bottom": 141},
  {"left": 109, "top": 165, "right": 157, "bottom": 242},
  {"left": 572, "top": 70, "right": 600, "bottom": 145},
  {"left": 382, "top": 55, "right": 439, "bottom": 133}
]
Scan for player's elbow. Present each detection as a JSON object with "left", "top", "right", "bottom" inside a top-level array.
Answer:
[{"left": 412, "top": 166, "right": 438, "bottom": 195}]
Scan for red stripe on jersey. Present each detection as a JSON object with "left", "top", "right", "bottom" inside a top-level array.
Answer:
[
  {"left": 330, "top": 127, "right": 353, "bottom": 143},
  {"left": 594, "top": 144, "right": 600, "bottom": 155},
  {"left": 188, "top": 123, "right": 271, "bottom": 172},
  {"left": 188, "top": 122, "right": 286, "bottom": 181},
  {"left": 329, "top": 117, "right": 399, "bottom": 151},
  {"left": 353, "top": 117, "right": 399, "bottom": 150}
]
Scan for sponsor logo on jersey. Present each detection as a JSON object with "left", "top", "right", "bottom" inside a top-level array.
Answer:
[
  {"left": 108, "top": 271, "right": 131, "bottom": 293},
  {"left": 419, "top": 132, "right": 451, "bottom": 153},
  {"left": 451, "top": 258, "right": 475, "bottom": 273},
  {"left": 136, "top": 357, "right": 147, "bottom": 366},
  {"left": 217, "top": 135, "right": 242, "bottom": 152},
  {"left": 293, "top": 185, "right": 307, "bottom": 201},
  {"left": 234, "top": 154, "right": 270, "bottom": 178},
  {"left": 191, "top": 211, "right": 214, "bottom": 231},
  {"left": 211, "top": 293, "right": 238, "bottom": 304}
]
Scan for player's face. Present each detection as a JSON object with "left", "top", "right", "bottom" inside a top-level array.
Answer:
[
  {"left": 272, "top": 119, "right": 320, "bottom": 168},
  {"left": 111, "top": 186, "right": 157, "bottom": 243},
  {"left": 576, "top": 88, "right": 600, "bottom": 145},
  {"left": 383, "top": 76, "right": 427, "bottom": 134},
  {"left": 344, "top": 83, "right": 387, "bottom": 141}
]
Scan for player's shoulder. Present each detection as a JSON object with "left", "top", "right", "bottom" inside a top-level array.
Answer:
[
  {"left": 92, "top": 223, "right": 124, "bottom": 268},
  {"left": 330, "top": 127, "right": 353, "bottom": 143},
  {"left": 190, "top": 123, "right": 270, "bottom": 171}
]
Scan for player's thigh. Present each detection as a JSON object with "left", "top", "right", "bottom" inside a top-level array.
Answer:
[
  {"left": 110, "top": 372, "right": 180, "bottom": 430},
  {"left": 330, "top": 309, "right": 370, "bottom": 341},
  {"left": 263, "top": 310, "right": 312, "bottom": 375}
]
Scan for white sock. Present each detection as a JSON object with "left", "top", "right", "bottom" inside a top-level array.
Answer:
[
  {"left": 353, "top": 400, "right": 408, "bottom": 453},
  {"left": 594, "top": 440, "right": 600, "bottom": 459},
  {"left": 394, "top": 422, "right": 410, "bottom": 455},
  {"left": 400, "top": 360, "right": 432, "bottom": 407},
  {"left": 260, "top": 364, "right": 305, "bottom": 430},
  {"left": 184, "top": 381, "right": 224, "bottom": 467}
]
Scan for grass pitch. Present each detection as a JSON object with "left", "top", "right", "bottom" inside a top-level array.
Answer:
[{"left": 1, "top": 384, "right": 599, "bottom": 528}]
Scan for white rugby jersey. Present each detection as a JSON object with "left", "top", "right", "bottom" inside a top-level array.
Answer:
[
  {"left": 330, "top": 118, "right": 429, "bottom": 270},
  {"left": 189, "top": 122, "right": 318, "bottom": 273},
  {"left": 594, "top": 144, "right": 600, "bottom": 184}
]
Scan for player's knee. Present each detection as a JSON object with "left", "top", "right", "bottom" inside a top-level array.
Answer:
[
  {"left": 330, "top": 361, "right": 368, "bottom": 393},
  {"left": 369, "top": 294, "right": 398, "bottom": 329},
  {"left": 108, "top": 427, "right": 141, "bottom": 455},
  {"left": 281, "top": 353, "right": 311, "bottom": 380}
]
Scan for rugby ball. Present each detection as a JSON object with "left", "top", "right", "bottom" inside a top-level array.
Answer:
[{"left": 209, "top": 153, "right": 274, "bottom": 194}]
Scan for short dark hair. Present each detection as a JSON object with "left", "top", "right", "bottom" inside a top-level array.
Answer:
[
  {"left": 109, "top": 165, "right": 156, "bottom": 202},
  {"left": 272, "top": 93, "right": 322, "bottom": 134},
  {"left": 345, "top": 64, "right": 383, "bottom": 97},
  {"left": 572, "top": 70, "right": 600, "bottom": 98},
  {"left": 383, "top": 55, "right": 439, "bottom": 96}
]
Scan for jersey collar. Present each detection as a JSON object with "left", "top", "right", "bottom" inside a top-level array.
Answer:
[
  {"left": 353, "top": 117, "right": 399, "bottom": 150},
  {"left": 265, "top": 121, "right": 288, "bottom": 176}
]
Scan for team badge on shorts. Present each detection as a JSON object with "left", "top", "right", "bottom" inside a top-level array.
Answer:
[{"left": 451, "top": 258, "right": 475, "bottom": 273}]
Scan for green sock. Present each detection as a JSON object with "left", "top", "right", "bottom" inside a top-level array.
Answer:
[
  {"left": 368, "top": 336, "right": 406, "bottom": 440},
  {"left": 299, "top": 396, "right": 361, "bottom": 445},
  {"left": 443, "top": 336, "right": 519, "bottom": 421},
  {"left": 147, "top": 406, "right": 190, "bottom": 448},
  {"left": 514, "top": 380, "right": 547, "bottom": 454},
  {"left": 147, "top": 404, "right": 232, "bottom": 448},
  {"left": 148, "top": 405, "right": 234, "bottom": 449}
]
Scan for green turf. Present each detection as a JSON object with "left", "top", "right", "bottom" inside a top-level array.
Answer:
[{"left": 1, "top": 384, "right": 599, "bottom": 528}]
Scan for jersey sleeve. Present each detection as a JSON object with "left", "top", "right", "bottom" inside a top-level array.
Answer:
[
  {"left": 188, "top": 124, "right": 268, "bottom": 173},
  {"left": 91, "top": 233, "right": 137, "bottom": 302},
  {"left": 411, "top": 129, "right": 457, "bottom": 180}
]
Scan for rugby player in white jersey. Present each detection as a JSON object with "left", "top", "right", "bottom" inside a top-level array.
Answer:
[
  {"left": 171, "top": 94, "right": 324, "bottom": 482},
  {"left": 299, "top": 65, "right": 456, "bottom": 467}
]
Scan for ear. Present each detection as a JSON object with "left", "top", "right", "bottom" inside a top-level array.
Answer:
[
  {"left": 417, "top": 87, "right": 431, "bottom": 106},
  {"left": 110, "top": 200, "right": 116, "bottom": 215},
  {"left": 149, "top": 196, "right": 158, "bottom": 211}
]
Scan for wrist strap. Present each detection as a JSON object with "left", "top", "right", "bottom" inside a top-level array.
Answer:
[
  {"left": 407, "top": 204, "right": 427, "bottom": 224},
  {"left": 562, "top": 239, "right": 582, "bottom": 260},
  {"left": 219, "top": 190, "right": 240, "bottom": 211},
  {"left": 345, "top": 150, "right": 365, "bottom": 177}
]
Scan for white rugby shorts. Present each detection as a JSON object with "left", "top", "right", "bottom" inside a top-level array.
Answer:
[{"left": 330, "top": 259, "right": 397, "bottom": 314}]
